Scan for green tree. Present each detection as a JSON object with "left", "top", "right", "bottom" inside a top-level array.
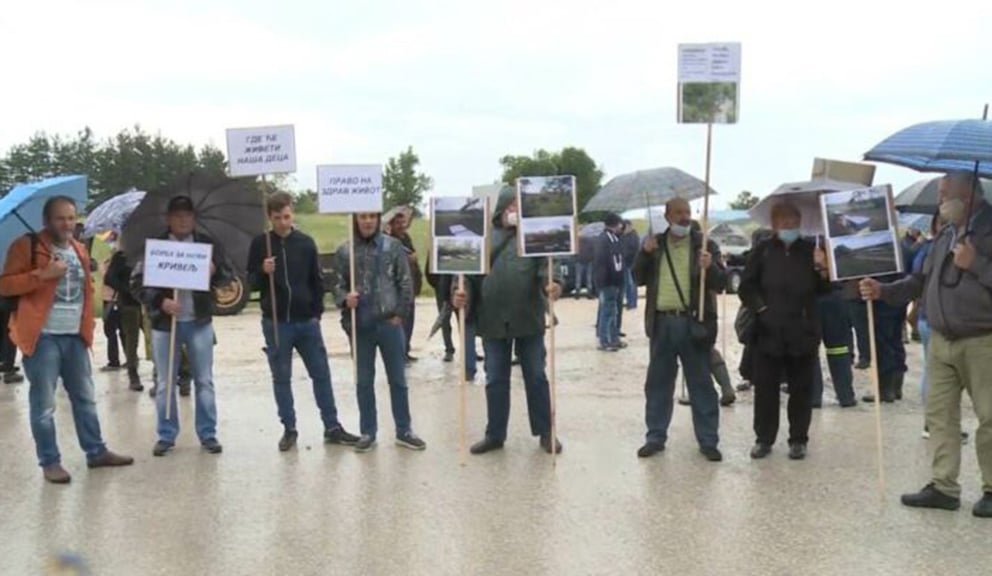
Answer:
[
  {"left": 295, "top": 189, "right": 318, "bottom": 214},
  {"left": 499, "top": 147, "right": 604, "bottom": 222},
  {"left": 382, "top": 146, "right": 433, "bottom": 215},
  {"left": 729, "top": 190, "right": 759, "bottom": 210}
]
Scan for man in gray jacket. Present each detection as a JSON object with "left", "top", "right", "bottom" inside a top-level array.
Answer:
[
  {"left": 335, "top": 212, "right": 426, "bottom": 453},
  {"left": 861, "top": 172, "right": 992, "bottom": 517}
]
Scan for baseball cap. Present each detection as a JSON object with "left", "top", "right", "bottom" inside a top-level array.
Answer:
[{"left": 167, "top": 195, "right": 195, "bottom": 214}]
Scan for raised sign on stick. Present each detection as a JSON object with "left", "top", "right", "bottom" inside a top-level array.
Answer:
[
  {"left": 316, "top": 164, "right": 384, "bottom": 214},
  {"left": 225, "top": 125, "right": 297, "bottom": 177},
  {"left": 143, "top": 239, "right": 214, "bottom": 292}
]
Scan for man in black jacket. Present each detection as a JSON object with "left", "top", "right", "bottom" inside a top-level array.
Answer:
[
  {"left": 131, "top": 196, "right": 231, "bottom": 457},
  {"left": 104, "top": 235, "right": 144, "bottom": 391},
  {"left": 594, "top": 213, "right": 625, "bottom": 351},
  {"left": 633, "top": 197, "right": 726, "bottom": 461},
  {"left": 247, "top": 193, "right": 359, "bottom": 452}
]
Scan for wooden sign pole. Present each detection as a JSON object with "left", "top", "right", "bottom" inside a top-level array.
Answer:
[
  {"left": 261, "top": 174, "right": 279, "bottom": 348},
  {"left": 458, "top": 274, "right": 467, "bottom": 465},
  {"left": 349, "top": 219, "right": 359, "bottom": 388},
  {"left": 547, "top": 257, "right": 558, "bottom": 467},
  {"left": 165, "top": 291, "right": 178, "bottom": 420},
  {"left": 867, "top": 300, "right": 886, "bottom": 497},
  {"left": 698, "top": 122, "right": 713, "bottom": 322}
]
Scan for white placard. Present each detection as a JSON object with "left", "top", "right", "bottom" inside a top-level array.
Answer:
[
  {"left": 515, "top": 175, "right": 577, "bottom": 258},
  {"left": 225, "top": 125, "right": 297, "bottom": 177},
  {"left": 430, "top": 196, "right": 489, "bottom": 275},
  {"left": 677, "top": 42, "right": 741, "bottom": 124},
  {"left": 819, "top": 185, "right": 903, "bottom": 281},
  {"left": 317, "top": 164, "right": 383, "bottom": 214},
  {"left": 143, "top": 239, "right": 214, "bottom": 292}
]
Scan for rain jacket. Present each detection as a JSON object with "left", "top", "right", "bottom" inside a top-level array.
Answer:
[
  {"left": 247, "top": 229, "right": 325, "bottom": 321},
  {"left": 333, "top": 230, "right": 413, "bottom": 329},
  {"left": 460, "top": 186, "right": 561, "bottom": 340}
]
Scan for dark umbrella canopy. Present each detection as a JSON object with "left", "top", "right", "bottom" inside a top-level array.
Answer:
[
  {"left": 122, "top": 171, "right": 264, "bottom": 276},
  {"left": 894, "top": 177, "right": 992, "bottom": 214}
]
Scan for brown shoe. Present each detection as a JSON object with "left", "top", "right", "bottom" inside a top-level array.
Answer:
[
  {"left": 87, "top": 450, "right": 135, "bottom": 469},
  {"left": 43, "top": 464, "right": 71, "bottom": 484}
]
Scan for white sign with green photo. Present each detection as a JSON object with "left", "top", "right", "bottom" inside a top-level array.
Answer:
[{"left": 677, "top": 42, "right": 741, "bottom": 124}]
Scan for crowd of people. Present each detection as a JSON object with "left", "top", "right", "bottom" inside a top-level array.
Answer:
[{"left": 1, "top": 174, "right": 990, "bottom": 519}]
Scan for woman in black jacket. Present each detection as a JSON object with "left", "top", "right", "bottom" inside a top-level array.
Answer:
[{"left": 739, "top": 202, "right": 831, "bottom": 461}]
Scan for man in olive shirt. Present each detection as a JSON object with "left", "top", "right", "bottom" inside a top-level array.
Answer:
[
  {"left": 633, "top": 198, "right": 725, "bottom": 461},
  {"left": 861, "top": 172, "right": 992, "bottom": 517}
]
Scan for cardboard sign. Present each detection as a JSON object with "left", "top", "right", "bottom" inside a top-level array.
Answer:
[
  {"left": 225, "top": 125, "right": 297, "bottom": 177},
  {"left": 677, "top": 42, "right": 741, "bottom": 124},
  {"left": 516, "top": 176, "right": 577, "bottom": 258},
  {"left": 316, "top": 164, "right": 383, "bottom": 214},
  {"left": 430, "top": 196, "right": 489, "bottom": 275},
  {"left": 142, "top": 239, "right": 214, "bottom": 292},
  {"left": 819, "top": 185, "right": 903, "bottom": 281}
]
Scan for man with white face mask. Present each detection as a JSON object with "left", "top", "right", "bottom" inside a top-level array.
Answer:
[{"left": 861, "top": 172, "right": 992, "bottom": 517}]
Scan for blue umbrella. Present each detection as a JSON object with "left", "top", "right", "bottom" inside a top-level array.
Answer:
[
  {"left": 0, "top": 175, "right": 88, "bottom": 269},
  {"left": 82, "top": 189, "right": 146, "bottom": 238},
  {"left": 864, "top": 116, "right": 992, "bottom": 177}
]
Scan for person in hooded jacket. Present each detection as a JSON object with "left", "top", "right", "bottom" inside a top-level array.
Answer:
[{"left": 453, "top": 185, "right": 564, "bottom": 455}]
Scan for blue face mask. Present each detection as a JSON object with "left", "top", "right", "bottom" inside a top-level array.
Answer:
[{"left": 777, "top": 228, "right": 800, "bottom": 245}]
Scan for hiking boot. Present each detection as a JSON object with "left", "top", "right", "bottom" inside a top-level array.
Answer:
[
  {"left": 43, "top": 464, "right": 71, "bottom": 484},
  {"left": 539, "top": 435, "right": 562, "bottom": 454},
  {"left": 750, "top": 443, "right": 772, "bottom": 459},
  {"left": 152, "top": 441, "right": 173, "bottom": 457},
  {"left": 470, "top": 437, "right": 504, "bottom": 455},
  {"left": 128, "top": 370, "right": 143, "bottom": 392},
  {"left": 901, "top": 483, "right": 960, "bottom": 511},
  {"left": 87, "top": 450, "right": 134, "bottom": 468},
  {"left": 788, "top": 443, "right": 807, "bottom": 461},
  {"left": 396, "top": 431, "right": 427, "bottom": 451},
  {"left": 324, "top": 426, "right": 360, "bottom": 446},
  {"left": 637, "top": 442, "right": 665, "bottom": 458},
  {"left": 354, "top": 435, "right": 376, "bottom": 453},
  {"left": 973, "top": 493, "right": 992, "bottom": 518},
  {"left": 720, "top": 388, "right": 737, "bottom": 406},
  {"left": 278, "top": 429, "right": 298, "bottom": 452},
  {"left": 201, "top": 438, "right": 223, "bottom": 454},
  {"left": 443, "top": 350, "right": 455, "bottom": 363}
]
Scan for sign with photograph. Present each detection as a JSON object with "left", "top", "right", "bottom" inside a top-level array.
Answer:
[
  {"left": 515, "top": 175, "right": 577, "bottom": 258},
  {"left": 225, "top": 125, "right": 297, "bottom": 177},
  {"left": 819, "top": 185, "right": 903, "bottom": 281},
  {"left": 430, "top": 196, "right": 489, "bottom": 275},
  {"left": 142, "top": 239, "right": 214, "bottom": 292},
  {"left": 677, "top": 42, "right": 741, "bottom": 124},
  {"left": 316, "top": 164, "right": 383, "bottom": 214}
]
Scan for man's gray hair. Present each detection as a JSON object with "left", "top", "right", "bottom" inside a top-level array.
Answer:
[{"left": 942, "top": 170, "right": 980, "bottom": 194}]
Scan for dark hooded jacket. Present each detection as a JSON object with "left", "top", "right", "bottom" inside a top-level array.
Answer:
[{"left": 246, "top": 229, "right": 325, "bottom": 321}]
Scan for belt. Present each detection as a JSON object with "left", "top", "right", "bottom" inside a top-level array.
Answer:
[{"left": 656, "top": 309, "right": 690, "bottom": 317}]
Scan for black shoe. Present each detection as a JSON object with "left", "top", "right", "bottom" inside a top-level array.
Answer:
[
  {"left": 973, "top": 493, "right": 992, "bottom": 518},
  {"left": 855, "top": 359, "right": 870, "bottom": 370},
  {"left": 677, "top": 396, "right": 691, "bottom": 406},
  {"left": 700, "top": 446, "right": 723, "bottom": 462},
  {"left": 405, "top": 355, "right": 418, "bottom": 364},
  {"left": 178, "top": 376, "right": 191, "bottom": 397},
  {"left": 892, "top": 372, "right": 905, "bottom": 400},
  {"left": 540, "top": 435, "right": 562, "bottom": 454},
  {"left": 470, "top": 437, "right": 505, "bottom": 455},
  {"left": 901, "top": 483, "right": 961, "bottom": 511},
  {"left": 396, "top": 431, "right": 427, "bottom": 451},
  {"left": 324, "top": 426, "right": 360, "bottom": 446},
  {"left": 128, "top": 371, "right": 143, "bottom": 392},
  {"left": 443, "top": 351, "right": 455, "bottom": 363},
  {"left": 637, "top": 442, "right": 665, "bottom": 458},
  {"left": 152, "top": 441, "right": 173, "bottom": 457},
  {"left": 3, "top": 372, "right": 24, "bottom": 384},
  {"left": 354, "top": 435, "right": 376, "bottom": 453},
  {"left": 839, "top": 400, "right": 858, "bottom": 408},
  {"left": 788, "top": 443, "right": 807, "bottom": 460},
  {"left": 720, "top": 390, "right": 736, "bottom": 406},
  {"left": 278, "top": 429, "right": 298, "bottom": 452},
  {"left": 202, "top": 438, "right": 223, "bottom": 454},
  {"left": 750, "top": 443, "right": 772, "bottom": 459},
  {"left": 736, "top": 381, "right": 752, "bottom": 392},
  {"left": 618, "top": 332, "right": 627, "bottom": 338},
  {"left": 100, "top": 364, "right": 123, "bottom": 372}
]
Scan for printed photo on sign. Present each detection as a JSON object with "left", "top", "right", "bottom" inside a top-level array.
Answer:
[
  {"left": 819, "top": 185, "right": 902, "bottom": 281},
  {"left": 430, "top": 196, "right": 489, "bottom": 275},
  {"left": 142, "top": 239, "right": 214, "bottom": 292},
  {"left": 518, "top": 176, "right": 577, "bottom": 219},
  {"left": 225, "top": 125, "right": 297, "bottom": 177},
  {"left": 317, "top": 164, "right": 383, "bottom": 214},
  {"left": 677, "top": 42, "right": 741, "bottom": 124},
  {"left": 521, "top": 216, "right": 574, "bottom": 257}
]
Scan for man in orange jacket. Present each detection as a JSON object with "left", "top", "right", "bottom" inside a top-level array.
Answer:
[{"left": 0, "top": 196, "right": 133, "bottom": 484}]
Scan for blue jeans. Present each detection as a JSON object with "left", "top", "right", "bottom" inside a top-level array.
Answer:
[
  {"left": 624, "top": 269, "right": 637, "bottom": 309},
  {"left": 262, "top": 318, "right": 341, "bottom": 431},
  {"left": 644, "top": 314, "right": 720, "bottom": 448},
  {"left": 23, "top": 334, "right": 108, "bottom": 467},
  {"left": 482, "top": 335, "right": 552, "bottom": 441},
  {"left": 919, "top": 316, "right": 931, "bottom": 405},
  {"left": 575, "top": 262, "right": 593, "bottom": 292},
  {"left": 356, "top": 320, "right": 412, "bottom": 439},
  {"left": 597, "top": 286, "right": 621, "bottom": 347},
  {"left": 152, "top": 321, "right": 218, "bottom": 444}
]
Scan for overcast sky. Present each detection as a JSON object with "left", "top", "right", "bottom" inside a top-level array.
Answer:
[{"left": 2, "top": 0, "right": 990, "bottom": 210}]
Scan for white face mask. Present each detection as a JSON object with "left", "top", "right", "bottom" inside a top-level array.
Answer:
[
  {"left": 939, "top": 198, "right": 966, "bottom": 225},
  {"left": 669, "top": 223, "right": 690, "bottom": 237},
  {"left": 505, "top": 212, "right": 519, "bottom": 227}
]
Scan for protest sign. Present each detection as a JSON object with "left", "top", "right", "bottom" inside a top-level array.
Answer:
[
  {"left": 516, "top": 176, "right": 577, "bottom": 258},
  {"left": 316, "top": 164, "right": 383, "bottom": 214},
  {"left": 142, "top": 239, "right": 214, "bottom": 292},
  {"left": 430, "top": 196, "right": 489, "bottom": 275},
  {"left": 819, "top": 185, "right": 902, "bottom": 281},
  {"left": 677, "top": 43, "right": 741, "bottom": 124},
  {"left": 225, "top": 125, "right": 297, "bottom": 176}
]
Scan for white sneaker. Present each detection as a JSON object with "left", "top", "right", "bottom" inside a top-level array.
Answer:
[{"left": 921, "top": 429, "right": 930, "bottom": 439}]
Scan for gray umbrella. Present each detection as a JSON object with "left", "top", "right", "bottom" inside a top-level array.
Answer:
[
  {"left": 894, "top": 177, "right": 992, "bottom": 214},
  {"left": 581, "top": 167, "right": 717, "bottom": 213}
]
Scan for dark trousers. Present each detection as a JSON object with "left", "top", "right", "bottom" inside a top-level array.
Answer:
[
  {"left": 849, "top": 300, "right": 870, "bottom": 364},
  {"left": 434, "top": 292, "right": 455, "bottom": 354},
  {"left": 102, "top": 302, "right": 122, "bottom": 367},
  {"left": 0, "top": 309, "right": 16, "bottom": 371},
  {"left": 119, "top": 305, "right": 143, "bottom": 372},
  {"left": 482, "top": 335, "right": 552, "bottom": 441},
  {"left": 753, "top": 350, "right": 815, "bottom": 446},
  {"left": 816, "top": 294, "right": 856, "bottom": 405},
  {"left": 644, "top": 314, "right": 720, "bottom": 447},
  {"left": 873, "top": 300, "right": 907, "bottom": 379}
]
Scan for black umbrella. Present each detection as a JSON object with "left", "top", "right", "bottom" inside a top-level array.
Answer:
[{"left": 122, "top": 170, "right": 264, "bottom": 275}]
